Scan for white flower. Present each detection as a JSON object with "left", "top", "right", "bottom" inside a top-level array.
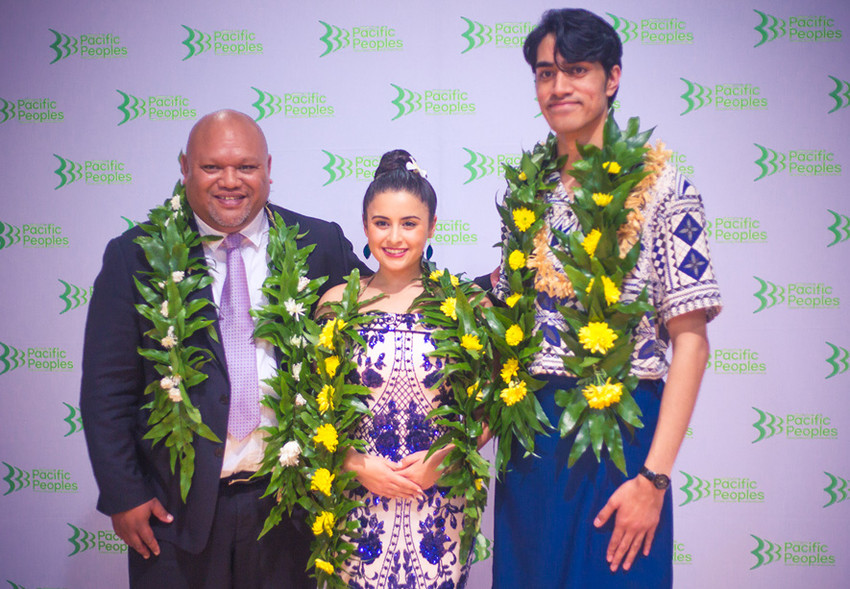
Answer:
[
  {"left": 171, "top": 271, "right": 185, "bottom": 283},
  {"left": 170, "top": 195, "right": 181, "bottom": 211},
  {"left": 292, "top": 362, "right": 302, "bottom": 382},
  {"left": 161, "top": 326, "right": 177, "bottom": 349},
  {"left": 406, "top": 159, "right": 428, "bottom": 178},
  {"left": 160, "top": 376, "right": 175, "bottom": 390},
  {"left": 167, "top": 387, "right": 182, "bottom": 402},
  {"left": 172, "top": 374, "right": 182, "bottom": 386},
  {"left": 160, "top": 301, "right": 169, "bottom": 317},
  {"left": 278, "top": 441, "right": 301, "bottom": 467},
  {"left": 284, "top": 298, "right": 306, "bottom": 320},
  {"left": 158, "top": 281, "right": 166, "bottom": 289},
  {"left": 294, "top": 393, "right": 306, "bottom": 406},
  {"left": 297, "top": 276, "right": 310, "bottom": 292},
  {"left": 289, "top": 335, "right": 305, "bottom": 348}
]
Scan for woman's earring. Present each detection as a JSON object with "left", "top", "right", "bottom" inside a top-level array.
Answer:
[
  {"left": 363, "top": 244, "right": 371, "bottom": 259},
  {"left": 425, "top": 242, "right": 433, "bottom": 260}
]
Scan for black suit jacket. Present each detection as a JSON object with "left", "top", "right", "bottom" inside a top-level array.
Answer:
[{"left": 80, "top": 204, "right": 370, "bottom": 553}]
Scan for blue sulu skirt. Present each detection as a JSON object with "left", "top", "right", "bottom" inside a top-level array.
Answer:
[{"left": 493, "top": 375, "right": 673, "bottom": 588}]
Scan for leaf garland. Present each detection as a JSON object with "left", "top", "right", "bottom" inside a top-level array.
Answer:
[
  {"left": 502, "top": 113, "right": 667, "bottom": 475},
  {"left": 133, "top": 180, "right": 221, "bottom": 502},
  {"left": 414, "top": 265, "right": 496, "bottom": 564},
  {"left": 255, "top": 215, "right": 376, "bottom": 587}
]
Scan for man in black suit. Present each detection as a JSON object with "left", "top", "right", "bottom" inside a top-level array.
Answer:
[{"left": 80, "top": 109, "right": 369, "bottom": 588}]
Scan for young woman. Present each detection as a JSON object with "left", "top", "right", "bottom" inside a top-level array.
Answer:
[{"left": 317, "top": 150, "right": 472, "bottom": 589}]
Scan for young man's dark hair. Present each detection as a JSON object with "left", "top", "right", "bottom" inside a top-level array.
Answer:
[{"left": 523, "top": 8, "right": 623, "bottom": 103}]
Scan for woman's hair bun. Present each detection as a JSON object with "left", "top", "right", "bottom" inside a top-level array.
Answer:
[{"left": 374, "top": 149, "right": 413, "bottom": 178}]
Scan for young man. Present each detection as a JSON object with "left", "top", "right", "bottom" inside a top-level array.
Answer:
[
  {"left": 80, "top": 110, "right": 369, "bottom": 588},
  {"left": 492, "top": 9, "right": 721, "bottom": 587}
]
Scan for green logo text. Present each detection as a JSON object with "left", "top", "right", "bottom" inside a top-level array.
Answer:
[
  {"left": 181, "top": 25, "right": 262, "bottom": 60},
  {"left": 608, "top": 13, "right": 693, "bottom": 44},
  {"left": 319, "top": 21, "right": 403, "bottom": 56},
  {"left": 706, "top": 217, "right": 767, "bottom": 243},
  {"left": 49, "top": 29, "right": 126, "bottom": 63},
  {"left": 754, "top": 10, "right": 842, "bottom": 47}
]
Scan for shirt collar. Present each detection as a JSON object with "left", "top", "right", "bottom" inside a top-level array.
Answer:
[{"left": 194, "top": 208, "right": 269, "bottom": 252}]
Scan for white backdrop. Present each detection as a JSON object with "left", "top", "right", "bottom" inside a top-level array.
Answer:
[{"left": 1, "top": 1, "right": 849, "bottom": 587}]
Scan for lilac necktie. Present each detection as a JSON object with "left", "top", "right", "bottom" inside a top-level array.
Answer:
[{"left": 220, "top": 232, "right": 260, "bottom": 440}]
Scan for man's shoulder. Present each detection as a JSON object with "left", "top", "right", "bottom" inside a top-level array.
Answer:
[{"left": 268, "top": 204, "right": 341, "bottom": 234}]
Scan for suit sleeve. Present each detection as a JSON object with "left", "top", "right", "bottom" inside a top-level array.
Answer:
[{"left": 79, "top": 235, "right": 154, "bottom": 515}]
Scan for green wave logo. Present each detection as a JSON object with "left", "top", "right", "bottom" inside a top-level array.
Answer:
[
  {"left": 0, "top": 221, "right": 22, "bottom": 250},
  {"left": 750, "top": 534, "right": 781, "bottom": 569},
  {"left": 0, "top": 97, "right": 17, "bottom": 124},
  {"left": 58, "top": 279, "right": 92, "bottom": 315},
  {"left": 751, "top": 407, "right": 783, "bottom": 443},
  {"left": 250, "top": 87, "right": 283, "bottom": 121},
  {"left": 607, "top": 13, "right": 639, "bottom": 43},
  {"left": 753, "top": 276, "right": 784, "bottom": 313},
  {"left": 67, "top": 523, "right": 96, "bottom": 556},
  {"left": 678, "top": 471, "right": 711, "bottom": 506},
  {"left": 48, "top": 28, "right": 79, "bottom": 64},
  {"left": 753, "top": 10, "right": 787, "bottom": 48},
  {"left": 827, "top": 75, "right": 850, "bottom": 114},
  {"left": 823, "top": 472, "right": 848, "bottom": 507},
  {"left": 116, "top": 90, "right": 146, "bottom": 126},
  {"left": 62, "top": 402, "right": 84, "bottom": 437},
  {"left": 462, "top": 148, "right": 496, "bottom": 184},
  {"left": 704, "top": 219, "right": 713, "bottom": 238},
  {"left": 0, "top": 341, "right": 25, "bottom": 375},
  {"left": 460, "top": 17, "right": 492, "bottom": 53},
  {"left": 825, "top": 342, "right": 849, "bottom": 379},
  {"left": 390, "top": 83, "right": 422, "bottom": 121},
  {"left": 679, "top": 78, "right": 712, "bottom": 115},
  {"left": 2, "top": 462, "right": 30, "bottom": 495},
  {"left": 53, "top": 154, "right": 83, "bottom": 189},
  {"left": 753, "top": 143, "right": 787, "bottom": 181},
  {"left": 827, "top": 209, "right": 850, "bottom": 247},
  {"left": 318, "top": 21, "right": 350, "bottom": 57},
  {"left": 320, "top": 150, "right": 353, "bottom": 186},
  {"left": 180, "top": 25, "right": 211, "bottom": 61}
]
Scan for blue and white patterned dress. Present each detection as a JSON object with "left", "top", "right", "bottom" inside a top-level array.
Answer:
[{"left": 343, "top": 313, "right": 470, "bottom": 589}]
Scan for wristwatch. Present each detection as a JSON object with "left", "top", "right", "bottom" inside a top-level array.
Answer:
[{"left": 639, "top": 466, "right": 671, "bottom": 490}]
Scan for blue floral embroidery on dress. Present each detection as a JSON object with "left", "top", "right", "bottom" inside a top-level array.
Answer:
[
  {"left": 406, "top": 400, "right": 434, "bottom": 454},
  {"left": 372, "top": 400, "right": 402, "bottom": 462}
]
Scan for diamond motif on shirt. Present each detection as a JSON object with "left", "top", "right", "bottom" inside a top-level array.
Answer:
[
  {"left": 674, "top": 213, "right": 702, "bottom": 246},
  {"left": 679, "top": 248, "right": 708, "bottom": 280}
]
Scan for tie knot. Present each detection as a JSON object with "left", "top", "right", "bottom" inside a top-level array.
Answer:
[{"left": 223, "top": 233, "right": 243, "bottom": 251}]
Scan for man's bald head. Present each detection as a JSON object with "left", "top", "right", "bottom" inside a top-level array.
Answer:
[{"left": 180, "top": 109, "right": 272, "bottom": 233}]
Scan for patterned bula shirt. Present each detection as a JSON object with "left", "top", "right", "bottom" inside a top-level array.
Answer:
[{"left": 494, "top": 162, "right": 723, "bottom": 379}]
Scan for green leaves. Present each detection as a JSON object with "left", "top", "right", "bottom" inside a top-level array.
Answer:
[{"left": 133, "top": 181, "right": 221, "bottom": 502}]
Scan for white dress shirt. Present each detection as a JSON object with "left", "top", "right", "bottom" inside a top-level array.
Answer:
[{"left": 194, "top": 211, "right": 276, "bottom": 477}]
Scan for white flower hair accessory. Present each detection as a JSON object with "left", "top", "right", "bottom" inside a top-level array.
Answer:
[{"left": 406, "top": 158, "right": 428, "bottom": 179}]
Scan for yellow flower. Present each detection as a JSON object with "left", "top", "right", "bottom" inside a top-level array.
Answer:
[
  {"left": 310, "top": 468, "right": 335, "bottom": 497},
  {"left": 323, "top": 356, "right": 340, "bottom": 378},
  {"left": 312, "top": 511, "right": 336, "bottom": 537},
  {"left": 586, "top": 276, "right": 621, "bottom": 305},
  {"left": 578, "top": 321, "right": 618, "bottom": 354},
  {"left": 603, "top": 161, "right": 622, "bottom": 174},
  {"left": 318, "top": 319, "right": 346, "bottom": 350},
  {"left": 317, "top": 384, "right": 334, "bottom": 414},
  {"left": 582, "top": 378, "right": 624, "bottom": 409},
  {"left": 505, "top": 325, "right": 524, "bottom": 346},
  {"left": 440, "top": 297, "right": 457, "bottom": 320},
  {"left": 505, "top": 293, "right": 522, "bottom": 308},
  {"left": 581, "top": 229, "right": 602, "bottom": 257},
  {"left": 500, "top": 358, "right": 519, "bottom": 383},
  {"left": 512, "top": 208, "right": 536, "bottom": 232},
  {"left": 467, "top": 381, "right": 483, "bottom": 402},
  {"left": 508, "top": 250, "right": 526, "bottom": 271},
  {"left": 313, "top": 423, "right": 339, "bottom": 453},
  {"left": 315, "top": 559, "right": 334, "bottom": 575},
  {"left": 518, "top": 171, "right": 527, "bottom": 181},
  {"left": 592, "top": 192, "right": 613, "bottom": 207},
  {"left": 500, "top": 380, "right": 527, "bottom": 406},
  {"left": 430, "top": 269, "right": 460, "bottom": 286},
  {"left": 461, "top": 334, "right": 483, "bottom": 351},
  {"left": 474, "top": 478, "right": 484, "bottom": 491}
]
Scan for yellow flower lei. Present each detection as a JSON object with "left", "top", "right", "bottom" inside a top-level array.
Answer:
[{"left": 502, "top": 114, "right": 667, "bottom": 475}]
